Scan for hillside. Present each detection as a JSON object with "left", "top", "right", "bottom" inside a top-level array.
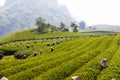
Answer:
[
  {"left": 0, "top": 0, "right": 73, "bottom": 37},
  {"left": 0, "top": 32, "right": 120, "bottom": 80},
  {"left": 91, "top": 24, "right": 120, "bottom": 31},
  {"left": 0, "top": 29, "right": 88, "bottom": 44},
  {"left": 81, "top": 31, "right": 119, "bottom": 35}
]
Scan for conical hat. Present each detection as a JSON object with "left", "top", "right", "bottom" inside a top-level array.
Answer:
[
  {"left": 72, "top": 76, "right": 80, "bottom": 80},
  {"left": 1, "top": 77, "right": 8, "bottom": 80}
]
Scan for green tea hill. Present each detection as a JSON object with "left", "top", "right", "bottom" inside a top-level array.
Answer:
[{"left": 0, "top": 29, "right": 120, "bottom": 80}]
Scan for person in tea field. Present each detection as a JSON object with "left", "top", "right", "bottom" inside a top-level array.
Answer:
[
  {"left": 56, "top": 40, "right": 60, "bottom": 44},
  {"left": 47, "top": 43, "right": 50, "bottom": 46},
  {"left": 111, "top": 78, "right": 116, "bottom": 80},
  {"left": 0, "top": 76, "right": 8, "bottom": 80},
  {"left": 33, "top": 52, "right": 37, "bottom": 56},
  {"left": 40, "top": 49, "right": 43, "bottom": 54},
  {"left": 59, "top": 39, "right": 62, "bottom": 42},
  {"left": 52, "top": 42, "right": 55, "bottom": 45},
  {"left": 41, "top": 40, "right": 44, "bottom": 43},
  {"left": 50, "top": 47, "right": 54, "bottom": 52},
  {"left": 101, "top": 58, "right": 108, "bottom": 70},
  {"left": 21, "top": 54, "right": 27, "bottom": 59},
  {"left": 72, "top": 76, "right": 80, "bottom": 80}
]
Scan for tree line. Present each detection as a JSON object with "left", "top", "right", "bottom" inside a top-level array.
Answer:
[{"left": 36, "top": 17, "right": 80, "bottom": 33}]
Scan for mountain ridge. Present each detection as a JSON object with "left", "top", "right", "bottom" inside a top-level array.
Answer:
[
  {"left": 0, "top": 0, "right": 74, "bottom": 37},
  {"left": 91, "top": 24, "right": 120, "bottom": 31}
]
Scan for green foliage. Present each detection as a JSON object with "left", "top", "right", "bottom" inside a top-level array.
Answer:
[
  {"left": 36, "top": 17, "right": 48, "bottom": 33},
  {"left": 36, "top": 17, "right": 63, "bottom": 33},
  {"left": 71, "top": 22, "right": 78, "bottom": 32},
  {"left": 49, "top": 25, "right": 60, "bottom": 32},
  {"left": 60, "top": 21, "right": 65, "bottom": 29},
  {"left": 0, "top": 51, "right": 4, "bottom": 59},
  {"left": 63, "top": 28, "right": 69, "bottom": 32},
  {"left": 0, "top": 54, "right": 3, "bottom": 59},
  {"left": 0, "top": 31, "right": 120, "bottom": 80},
  {"left": 60, "top": 21, "right": 69, "bottom": 32},
  {"left": 0, "top": 51, "right": 4, "bottom": 54},
  {"left": 65, "top": 36, "right": 118, "bottom": 80}
]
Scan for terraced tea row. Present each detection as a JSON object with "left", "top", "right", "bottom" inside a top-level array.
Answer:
[
  {"left": 7, "top": 37, "right": 104, "bottom": 80},
  {"left": 33, "top": 37, "right": 112, "bottom": 80},
  {"left": 97, "top": 36, "right": 120, "bottom": 80},
  {"left": 65, "top": 36, "right": 119, "bottom": 80},
  {"left": 0, "top": 38, "right": 88, "bottom": 71},
  {"left": 0, "top": 35, "right": 120, "bottom": 80}
]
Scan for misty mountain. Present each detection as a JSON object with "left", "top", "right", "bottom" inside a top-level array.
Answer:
[
  {"left": 90, "top": 24, "right": 120, "bottom": 31},
  {"left": 0, "top": 0, "right": 74, "bottom": 37}
]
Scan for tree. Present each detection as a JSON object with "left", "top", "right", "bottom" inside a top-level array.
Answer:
[
  {"left": 70, "top": 22, "right": 78, "bottom": 32},
  {"left": 36, "top": 17, "right": 47, "bottom": 33},
  {"left": 79, "top": 21, "right": 86, "bottom": 29},
  {"left": 47, "top": 24, "right": 60, "bottom": 32},
  {"left": 59, "top": 21, "right": 69, "bottom": 32},
  {"left": 63, "top": 28, "right": 69, "bottom": 32},
  {"left": 50, "top": 25, "right": 57, "bottom": 32},
  {"left": 60, "top": 21, "right": 66, "bottom": 31}
]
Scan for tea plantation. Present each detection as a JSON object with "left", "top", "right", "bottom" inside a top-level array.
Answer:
[{"left": 0, "top": 30, "right": 120, "bottom": 80}]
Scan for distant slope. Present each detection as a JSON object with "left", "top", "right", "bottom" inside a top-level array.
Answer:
[
  {"left": 1, "top": 28, "right": 119, "bottom": 44},
  {"left": 0, "top": 29, "right": 86, "bottom": 44},
  {"left": 81, "top": 31, "right": 119, "bottom": 35},
  {"left": 0, "top": 0, "right": 74, "bottom": 37},
  {"left": 91, "top": 24, "right": 120, "bottom": 31}
]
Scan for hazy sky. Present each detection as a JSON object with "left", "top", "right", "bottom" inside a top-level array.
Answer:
[
  {"left": 0, "top": 0, "right": 120, "bottom": 26},
  {"left": 58, "top": 0, "right": 120, "bottom": 26},
  {"left": 0, "top": 0, "right": 5, "bottom": 6}
]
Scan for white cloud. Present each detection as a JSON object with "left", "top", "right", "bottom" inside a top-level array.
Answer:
[
  {"left": 58, "top": 0, "right": 120, "bottom": 26},
  {"left": 0, "top": 0, "right": 6, "bottom": 6}
]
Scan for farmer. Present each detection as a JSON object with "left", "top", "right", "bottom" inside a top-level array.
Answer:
[
  {"left": 59, "top": 39, "right": 62, "bottom": 42},
  {"left": 41, "top": 40, "right": 44, "bottom": 43},
  {"left": 50, "top": 47, "right": 54, "bottom": 52},
  {"left": 111, "top": 78, "right": 116, "bottom": 80},
  {"left": 40, "top": 49, "right": 43, "bottom": 54},
  {"left": 101, "top": 58, "right": 108, "bottom": 70},
  {"left": 22, "top": 54, "right": 27, "bottom": 59},
  {"left": 56, "top": 40, "right": 60, "bottom": 44},
  {"left": 33, "top": 52, "right": 37, "bottom": 56},
  {"left": 47, "top": 43, "right": 50, "bottom": 46},
  {"left": 72, "top": 76, "right": 80, "bottom": 80},
  {"left": 52, "top": 42, "right": 55, "bottom": 45},
  {"left": 0, "top": 76, "right": 8, "bottom": 80}
]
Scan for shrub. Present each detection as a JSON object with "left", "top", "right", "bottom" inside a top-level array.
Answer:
[
  {"left": 26, "top": 45, "right": 30, "bottom": 48},
  {"left": 0, "top": 51, "right": 4, "bottom": 54},
  {"left": 0, "top": 51, "right": 4, "bottom": 59},
  {"left": 3, "top": 50, "right": 16, "bottom": 55},
  {"left": 14, "top": 50, "right": 30, "bottom": 59},
  {"left": 0, "top": 53, "right": 3, "bottom": 59},
  {"left": 47, "top": 43, "right": 50, "bottom": 46}
]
